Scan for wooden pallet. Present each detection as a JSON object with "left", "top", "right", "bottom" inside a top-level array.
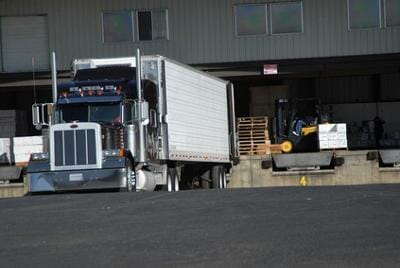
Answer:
[
  {"left": 238, "top": 144, "right": 282, "bottom": 156},
  {"left": 237, "top": 117, "right": 272, "bottom": 156},
  {"left": 268, "top": 144, "right": 283, "bottom": 154},
  {"left": 237, "top": 117, "right": 268, "bottom": 129}
]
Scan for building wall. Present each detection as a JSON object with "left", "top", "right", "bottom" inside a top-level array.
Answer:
[{"left": 0, "top": 0, "right": 399, "bottom": 71}]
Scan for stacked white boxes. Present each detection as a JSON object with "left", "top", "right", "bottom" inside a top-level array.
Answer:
[
  {"left": 13, "top": 136, "right": 44, "bottom": 164},
  {"left": 0, "top": 136, "right": 44, "bottom": 164},
  {"left": 0, "top": 138, "right": 11, "bottom": 164},
  {"left": 318, "top": 124, "right": 348, "bottom": 150}
]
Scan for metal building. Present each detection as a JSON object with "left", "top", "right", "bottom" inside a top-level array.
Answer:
[
  {"left": 0, "top": 0, "right": 399, "bottom": 70},
  {"left": 0, "top": 0, "right": 399, "bottom": 145}
]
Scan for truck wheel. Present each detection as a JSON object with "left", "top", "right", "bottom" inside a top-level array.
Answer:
[
  {"left": 125, "top": 160, "right": 135, "bottom": 192},
  {"left": 212, "top": 166, "right": 226, "bottom": 189},
  {"left": 167, "top": 168, "right": 180, "bottom": 192}
]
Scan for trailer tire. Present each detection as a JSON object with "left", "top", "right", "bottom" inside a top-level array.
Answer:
[
  {"left": 167, "top": 168, "right": 180, "bottom": 192},
  {"left": 212, "top": 166, "right": 226, "bottom": 189}
]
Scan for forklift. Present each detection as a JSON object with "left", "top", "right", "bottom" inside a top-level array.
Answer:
[
  {"left": 261, "top": 98, "right": 344, "bottom": 173},
  {"left": 262, "top": 98, "right": 342, "bottom": 171},
  {"left": 273, "top": 98, "right": 322, "bottom": 153}
]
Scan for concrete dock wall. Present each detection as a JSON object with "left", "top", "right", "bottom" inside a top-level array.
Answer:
[
  {"left": 0, "top": 183, "right": 26, "bottom": 198},
  {"left": 230, "top": 150, "right": 400, "bottom": 188}
]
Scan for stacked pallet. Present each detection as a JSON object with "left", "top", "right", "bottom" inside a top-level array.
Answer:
[{"left": 237, "top": 117, "right": 272, "bottom": 156}]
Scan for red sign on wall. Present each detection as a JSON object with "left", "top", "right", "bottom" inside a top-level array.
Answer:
[{"left": 263, "top": 64, "right": 278, "bottom": 75}]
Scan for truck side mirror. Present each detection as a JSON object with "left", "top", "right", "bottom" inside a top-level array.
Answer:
[{"left": 32, "top": 103, "right": 53, "bottom": 129}]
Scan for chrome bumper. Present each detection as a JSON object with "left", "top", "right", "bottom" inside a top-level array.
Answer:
[{"left": 28, "top": 168, "right": 126, "bottom": 193}]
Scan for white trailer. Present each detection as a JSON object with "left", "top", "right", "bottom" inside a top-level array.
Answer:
[{"left": 28, "top": 51, "right": 238, "bottom": 192}]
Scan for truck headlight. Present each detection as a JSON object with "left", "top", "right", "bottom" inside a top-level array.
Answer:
[
  {"left": 30, "top": 152, "right": 49, "bottom": 161},
  {"left": 102, "top": 149, "right": 124, "bottom": 157}
]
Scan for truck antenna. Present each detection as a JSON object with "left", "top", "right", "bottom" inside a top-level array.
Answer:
[{"left": 32, "top": 57, "right": 37, "bottom": 104}]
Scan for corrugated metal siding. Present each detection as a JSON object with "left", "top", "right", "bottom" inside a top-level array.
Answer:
[
  {"left": 0, "top": 0, "right": 399, "bottom": 70},
  {"left": 1, "top": 16, "right": 49, "bottom": 72}
]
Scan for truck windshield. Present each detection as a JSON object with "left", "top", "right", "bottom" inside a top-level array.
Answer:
[{"left": 60, "top": 103, "right": 121, "bottom": 124}]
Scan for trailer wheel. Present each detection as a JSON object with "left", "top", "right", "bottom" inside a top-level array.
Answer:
[
  {"left": 212, "top": 166, "right": 226, "bottom": 189},
  {"left": 167, "top": 168, "right": 180, "bottom": 192}
]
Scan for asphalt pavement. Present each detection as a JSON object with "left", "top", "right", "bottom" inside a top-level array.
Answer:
[{"left": 1, "top": 184, "right": 400, "bottom": 267}]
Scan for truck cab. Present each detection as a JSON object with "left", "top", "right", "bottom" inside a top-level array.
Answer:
[{"left": 28, "top": 70, "right": 141, "bottom": 192}]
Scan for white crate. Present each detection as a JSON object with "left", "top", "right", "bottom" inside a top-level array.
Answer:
[
  {"left": 319, "top": 123, "right": 348, "bottom": 150},
  {"left": 319, "top": 133, "right": 328, "bottom": 141},
  {"left": 13, "top": 145, "right": 43, "bottom": 154},
  {"left": 338, "top": 133, "right": 347, "bottom": 140},
  {"left": 319, "top": 141, "right": 330, "bottom": 149},
  {"left": 327, "top": 133, "right": 338, "bottom": 140},
  {"left": 0, "top": 138, "right": 10, "bottom": 153},
  {"left": 337, "top": 124, "right": 347, "bottom": 133},
  {"left": 337, "top": 139, "right": 348, "bottom": 148},
  {"left": 13, "top": 136, "right": 43, "bottom": 146},
  {"left": 14, "top": 153, "right": 32, "bottom": 163}
]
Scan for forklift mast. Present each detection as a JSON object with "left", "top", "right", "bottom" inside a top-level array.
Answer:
[{"left": 274, "top": 99, "right": 289, "bottom": 143}]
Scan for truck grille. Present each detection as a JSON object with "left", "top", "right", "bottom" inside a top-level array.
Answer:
[{"left": 53, "top": 129, "right": 97, "bottom": 167}]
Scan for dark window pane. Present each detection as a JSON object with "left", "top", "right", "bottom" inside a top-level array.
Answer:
[
  {"left": 89, "top": 103, "right": 121, "bottom": 124},
  {"left": 271, "top": 2, "right": 303, "bottom": 34},
  {"left": 152, "top": 10, "right": 168, "bottom": 40},
  {"left": 103, "top": 12, "right": 133, "bottom": 42},
  {"left": 138, "top": 11, "right": 152, "bottom": 40},
  {"left": 348, "top": 0, "right": 381, "bottom": 29},
  {"left": 386, "top": 0, "right": 400, "bottom": 27},
  {"left": 236, "top": 5, "right": 267, "bottom": 36},
  {"left": 60, "top": 105, "right": 88, "bottom": 123}
]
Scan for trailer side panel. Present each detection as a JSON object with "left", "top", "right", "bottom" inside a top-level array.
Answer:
[{"left": 164, "top": 59, "right": 230, "bottom": 163}]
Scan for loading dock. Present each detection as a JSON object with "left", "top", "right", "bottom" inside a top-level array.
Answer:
[
  {"left": 230, "top": 150, "right": 400, "bottom": 188},
  {"left": 209, "top": 54, "right": 400, "bottom": 187}
]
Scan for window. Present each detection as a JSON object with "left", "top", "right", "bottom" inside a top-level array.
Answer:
[
  {"left": 102, "top": 11, "right": 134, "bottom": 42},
  {"left": 137, "top": 10, "right": 168, "bottom": 41},
  {"left": 235, "top": 4, "right": 267, "bottom": 36},
  {"left": 348, "top": 0, "right": 381, "bottom": 29},
  {"left": 59, "top": 103, "right": 121, "bottom": 124},
  {"left": 385, "top": 0, "right": 400, "bottom": 27},
  {"left": 270, "top": 2, "right": 303, "bottom": 34}
]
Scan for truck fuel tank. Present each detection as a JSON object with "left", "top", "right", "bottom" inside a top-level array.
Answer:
[
  {"left": 136, "top": 169, "right": 157, "bottom": 191},
  {"left": 125, "top": 124, "right": 138, "bottom": 159}
]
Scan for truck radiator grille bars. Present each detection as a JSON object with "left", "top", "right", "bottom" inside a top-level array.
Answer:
[
  {"left": 50, "top": 123, "right": 102, "bottom": 171},
  {"left": 54, "top": 129, "right": 97, "bottom": 166}
]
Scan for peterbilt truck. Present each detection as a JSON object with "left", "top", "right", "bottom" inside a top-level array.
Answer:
[{"left": 27, "top": 50, "right": 238, "bottom": 192}]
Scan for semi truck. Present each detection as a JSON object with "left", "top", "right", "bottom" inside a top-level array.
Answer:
[{"left": 27, "top": 50, "right": 238, "bottom": 192}]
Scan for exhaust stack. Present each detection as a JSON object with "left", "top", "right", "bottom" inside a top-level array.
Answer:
[{"left": 51, "top": 52, "right": 57, "bottom": 104}]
